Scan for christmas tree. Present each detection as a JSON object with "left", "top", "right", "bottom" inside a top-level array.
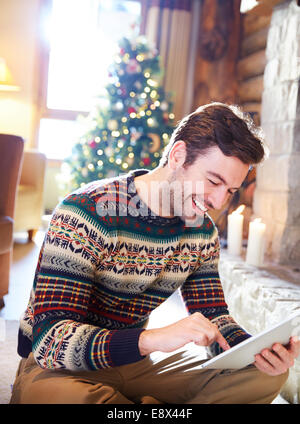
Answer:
[{"left": 66, "top": 35, "right": 175, "bottom": 189}]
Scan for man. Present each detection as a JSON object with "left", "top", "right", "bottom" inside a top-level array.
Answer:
[{"left": 11, "top": 103, "right": 299, "bottom": 404}]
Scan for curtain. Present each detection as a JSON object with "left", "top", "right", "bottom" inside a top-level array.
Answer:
[{"left": 143, "top": 0, "right": 196, "bottom": 120}]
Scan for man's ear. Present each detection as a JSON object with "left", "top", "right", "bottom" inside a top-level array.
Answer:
[{"left": 168, "top": 140, "right": 186, "bottom": 170}]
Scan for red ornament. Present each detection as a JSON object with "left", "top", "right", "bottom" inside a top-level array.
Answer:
[
  {"left": 128, "top": 106, "right": 136, "bottom": 114},
  {"left": 88, "top": 140, "right": 97, "bottom": 149},
  {"left": 143, "top": 157, "right": 151, "bottom": 166}
]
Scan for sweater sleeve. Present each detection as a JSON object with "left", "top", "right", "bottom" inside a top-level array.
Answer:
[
  {"left": 31, "top": 193, "right": 145, "bottom": 371},
  {"left": 180, "top": 225, "right": 251, "bottom": 356}
]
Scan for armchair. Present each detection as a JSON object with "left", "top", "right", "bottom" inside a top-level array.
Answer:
[
  {"left": 14, "top": 150, "right": 47, "bottom": 241},
  {"left": 0, "top": 134, "right": 24, "bottom": 308}
]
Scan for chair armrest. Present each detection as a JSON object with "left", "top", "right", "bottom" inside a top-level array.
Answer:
[{"left": 19, "top": 150, "right": 47, "bottom": 190}]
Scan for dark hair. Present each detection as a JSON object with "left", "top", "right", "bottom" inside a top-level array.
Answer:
[{"left": 159, "top": 102, "right": 267, "bottom": 168}]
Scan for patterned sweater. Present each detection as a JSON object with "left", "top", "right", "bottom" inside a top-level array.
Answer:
[{"left": 18, "top": 169, "right": 250, "bottom": 371}]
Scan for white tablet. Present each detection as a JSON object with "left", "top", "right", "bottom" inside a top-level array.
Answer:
[{"left": 195, "top": 312, "right": 300, "bottom": 370}]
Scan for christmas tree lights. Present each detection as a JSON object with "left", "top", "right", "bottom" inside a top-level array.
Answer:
[{"left": 65, "top": 35, "right": 175, "bottom": 189}]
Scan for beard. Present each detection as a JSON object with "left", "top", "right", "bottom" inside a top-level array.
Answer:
[{"left": 165, "top": 169, "right": 206, "bottom": 227}]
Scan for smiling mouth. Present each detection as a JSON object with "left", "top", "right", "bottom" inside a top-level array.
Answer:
[{"left": 192, "top": 196, "right": 208, "bottom": 214}]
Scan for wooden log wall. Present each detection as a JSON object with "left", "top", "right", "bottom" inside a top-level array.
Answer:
[
  {"left": 237, "top": 4, "right": 274, "bottom": 124},
  {"left": 192, "top": 0, "right": 282, "bottom": 122},
  {"left": 192, "top": 0, "right": 242, "bottom": 109}
]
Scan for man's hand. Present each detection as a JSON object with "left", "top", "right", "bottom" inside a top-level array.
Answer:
[
  {"left": 254, "top": 336, "right": 300, "bottom": 376},
  {"left": 139, "top": 312, "right": 230, "bottom": 356}
]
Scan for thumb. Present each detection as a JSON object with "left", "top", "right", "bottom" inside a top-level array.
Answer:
[
  {"left": 291, "top": 335, "right": 299, "bottom": 343},
  {"left": 289, "top": 336, "right": 300, "bottom": 355}
]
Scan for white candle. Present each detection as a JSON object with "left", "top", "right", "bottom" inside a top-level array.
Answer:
[
  {"left": 246, "top": 218, "right": 266, "bottom": 267},
  {"left": 227, "top": 205, "right": 245, "bottom": 256}
]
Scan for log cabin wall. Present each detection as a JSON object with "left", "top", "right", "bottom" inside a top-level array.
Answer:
[
  {"left": 192, "top": 0, "right": 242, "bottom": 109},
  {"left": 237, "top": 1, "right": 286, "bottom": 124},
  {"left": 237, "top": 8, "right": 271, "bottom": 123},
  {"left": 192, "top": 1, "right": 287, "bottom": 118}
]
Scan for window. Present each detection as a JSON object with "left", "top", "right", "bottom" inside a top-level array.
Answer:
[{"left": 38, "top": 0, "right": 141, "bottom": 160}]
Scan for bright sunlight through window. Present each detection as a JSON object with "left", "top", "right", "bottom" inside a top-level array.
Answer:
[{"left": 39, "top": 0, "right": 141, "bottom": 160}]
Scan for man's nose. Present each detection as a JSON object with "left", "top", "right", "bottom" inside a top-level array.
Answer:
[{"left": 209, "top": 188, "right": 229, "bottom": 210}]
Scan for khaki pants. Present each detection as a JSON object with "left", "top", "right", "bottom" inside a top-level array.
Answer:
[{"left": 10, "top": 349, "right": 288, "bottom": 404}]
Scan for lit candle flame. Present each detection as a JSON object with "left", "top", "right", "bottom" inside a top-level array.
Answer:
[
  {"left": 232, "top": 204, "right": 245, "bottom": 215},
  {"left": 253, "top": 218, "right": 262, "bottom": 223}
]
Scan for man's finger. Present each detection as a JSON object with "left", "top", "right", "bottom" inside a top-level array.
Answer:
[
  {"left": 216, "top": 332, "right": 230, "bottom": 351},
  {"left": 289, "top": 336, "right": 300, "bottom": 356},
  {"left": 254, "top": 354, "right": 276, "bottom": 375},
  {"left": 261, "top": 349, "right": 286, "bottom": 371}
]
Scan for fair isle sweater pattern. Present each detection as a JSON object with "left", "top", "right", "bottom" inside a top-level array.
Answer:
[{"left": 17, "top": 169, "right": 250, "bottom": 371}]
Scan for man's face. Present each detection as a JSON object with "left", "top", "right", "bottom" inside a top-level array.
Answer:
[{"left": 168, "top": 145, "right": 250, "bottom": 225}]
